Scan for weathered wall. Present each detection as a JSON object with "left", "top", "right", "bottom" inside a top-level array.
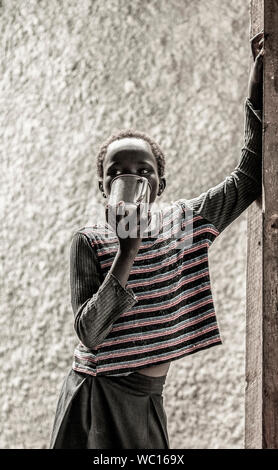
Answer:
[{"left": 1, "top": 0, "right": 252, "bottom": 448}]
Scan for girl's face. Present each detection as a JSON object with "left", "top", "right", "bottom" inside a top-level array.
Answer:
[{"left": 99, "top": 138, "right": 166, "bottom": 204}]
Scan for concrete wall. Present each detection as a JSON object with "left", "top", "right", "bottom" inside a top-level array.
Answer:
[{"left": 1, "top": 0, "right": 252, "bottom": 448}]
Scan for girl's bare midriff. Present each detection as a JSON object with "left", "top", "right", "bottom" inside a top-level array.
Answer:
[{"left": 137, "top": 361, "right": 171, "bottom": 377}]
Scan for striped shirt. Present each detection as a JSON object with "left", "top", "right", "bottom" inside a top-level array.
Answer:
[{"left": 70, "top": 98, "right": 262, "bottom": 377}]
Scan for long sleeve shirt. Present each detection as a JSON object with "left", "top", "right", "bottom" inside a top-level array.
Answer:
[{"left": 70, "top": 97, "right": 262, "bottom": 376}]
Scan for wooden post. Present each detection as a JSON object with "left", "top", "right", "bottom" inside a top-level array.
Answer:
[{"left": 245, "top": 0, "right": 278, "bottom": 449}]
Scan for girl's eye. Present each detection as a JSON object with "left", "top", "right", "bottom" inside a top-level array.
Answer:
[{"left": 109, "top": 168, "right": 150, "bottom": 176}]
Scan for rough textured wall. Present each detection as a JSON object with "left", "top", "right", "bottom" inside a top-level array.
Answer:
[{"left": 1, "top": 0, "right": 252, "bottom": 448}]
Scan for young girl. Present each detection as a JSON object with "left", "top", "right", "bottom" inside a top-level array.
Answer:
[{"left": 49, "top": 31, "right": 264, "bottom": 449}]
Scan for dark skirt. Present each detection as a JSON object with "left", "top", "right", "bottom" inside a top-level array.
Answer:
[{"left": 49, "top": 367, "right": 170, "bottom": 449}]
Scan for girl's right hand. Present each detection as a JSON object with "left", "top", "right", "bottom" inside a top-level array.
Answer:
[
  {"left": 247, "top": 30, "right": 265, "bottom": 110},
  {"left": 105, "top": 201, "right": 151, "bottom": 255}
]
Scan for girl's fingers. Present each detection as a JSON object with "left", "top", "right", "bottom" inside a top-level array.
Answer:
[
  {"left": 250, "top": 30, "right": 265, "bottom": 60},
  {"left": 250, "top": 29, "right": 264, "bottom": 43},
  {"left": 106, "top": 202, "right": 152, "bottom": 236},
  {"left": 117, "top": 200, "right": 125, "bottom": 215},
  {"left": 253, "top": 42, "right": 265, "bottom": 61},
  {"left": 255, "top": 47, "right": 265, "bottom": 66}
]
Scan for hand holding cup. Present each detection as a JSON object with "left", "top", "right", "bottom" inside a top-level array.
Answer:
[{"left": 105, "top": 200, "right": 152, "bottom": 255}]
